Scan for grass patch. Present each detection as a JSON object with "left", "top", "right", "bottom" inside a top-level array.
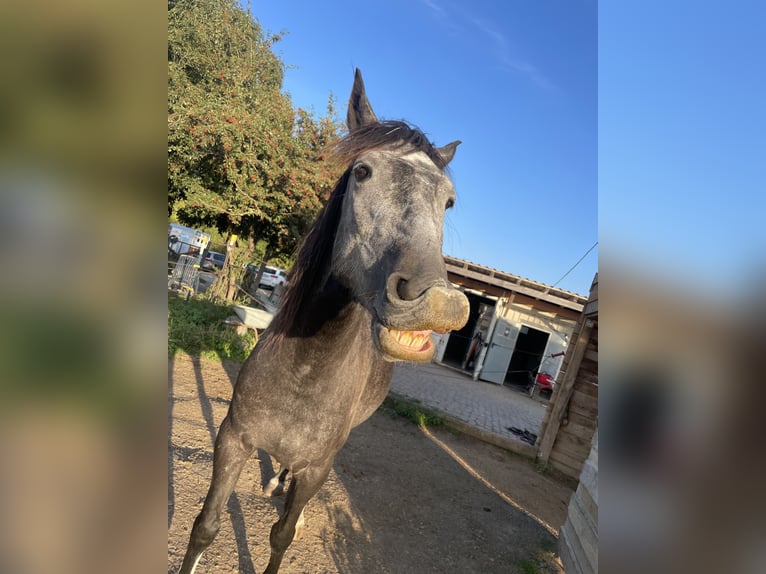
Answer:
[
  {"left": 168, "top": 292, "right": 257, "bottom": 362},
  {"left": 517, "top": 538, "right": 561, "bottom": 574},
  {"left": 383, "top": 396, "right": 445, "bottom": 428}
]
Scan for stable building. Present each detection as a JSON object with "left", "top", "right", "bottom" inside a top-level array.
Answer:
[{"left": 433, "top": 255, "right": 588, "bottom": 390}]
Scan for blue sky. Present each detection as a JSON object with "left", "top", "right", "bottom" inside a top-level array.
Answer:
[
  {"left": 251, "top": 0, "right": 598, "bottom": 296},
  {"left": 252, "top": 1, "right": 766, "bottom": 299}
]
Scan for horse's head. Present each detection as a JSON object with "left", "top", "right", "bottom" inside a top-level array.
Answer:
[{"left": 331, "top": 69, "right": 470, "bottom": 362}]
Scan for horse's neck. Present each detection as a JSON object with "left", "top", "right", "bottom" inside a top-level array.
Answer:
[
  {"left": 308, "top": 294, "right": 368, "bottom": 343},
  {"left": 271, "top": 277, "right": 375, "bottom": 357}
]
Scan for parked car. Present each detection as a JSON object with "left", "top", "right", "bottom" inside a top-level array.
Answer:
[
  {"left": 202, "top": 251, "right": 226, "bottom": 270},
  {"left": 259, "top": 266, "right": 288, "bottom": 289}
]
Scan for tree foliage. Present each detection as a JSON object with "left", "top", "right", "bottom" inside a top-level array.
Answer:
[{"left": 168, "top": 0, "right": 344, "bottom": 300}]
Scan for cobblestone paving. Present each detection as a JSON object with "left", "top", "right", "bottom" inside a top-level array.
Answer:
[{"left": 389, "top": 362, "right": 547, "bottom": 444}]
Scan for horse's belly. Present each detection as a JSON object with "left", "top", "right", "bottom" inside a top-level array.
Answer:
[
  {"left": 267, "top": 411, "right": 354, "bottom": 469},
  {"left": 230, "top": 346, "right": 384, "bottom": 467},
  {"left": 230, "top": 387, "right": 355, "bottom": 467}
]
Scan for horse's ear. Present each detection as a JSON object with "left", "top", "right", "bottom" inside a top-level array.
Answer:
[
  {"left": 437, "top": 140, "right": 461, "bottom": 166},
  {"left": 347, "top": 68, "right": 378, "bottom": 132}
]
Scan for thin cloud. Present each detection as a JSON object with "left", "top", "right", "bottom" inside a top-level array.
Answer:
[
  {"left": 471, "top": 18, "right": 555, "bottom": 91},
  {"left": 421, "top": 0, "right": 446, "bottom": 17},
  {"left": 419, "top": 0, "right": 461, "bottom": 36},
  {"left": 418, "top": 3, "right": 555, "bottom": 91}
]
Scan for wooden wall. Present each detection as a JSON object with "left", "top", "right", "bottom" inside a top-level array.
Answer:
[
  {"left": 559, "top": 432, "right": 598, "bottom": 574},
  {"left": 536, "top": 275, "right": 598, "bottom": 479},
  {"left": 549, "top": 324, "right": 597, "bottom": 477}
]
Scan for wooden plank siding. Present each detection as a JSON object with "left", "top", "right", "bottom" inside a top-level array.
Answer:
[
  {"left": 546, "top": 324, "right": 598, "bottom": 478},
  {"left": 558, "top": 275, "right": 598, "bottom": 574},
  {"left": 559, "top": 433, "right": 598, "bottom": 574},
  {"left": 549, "top": 450, "right": 588, "bottom": 477},
  {"left": 536, "top": 274, "right": 598, "bottom": 480}
]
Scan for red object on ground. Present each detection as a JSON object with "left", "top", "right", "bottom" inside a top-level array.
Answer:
[{"left": 535, "top": 373, "right": 554, "bottom": 390}]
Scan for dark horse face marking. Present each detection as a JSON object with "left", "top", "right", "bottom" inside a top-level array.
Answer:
[{"left": 177, "top": 69, "right": 469, "bottom": 574}]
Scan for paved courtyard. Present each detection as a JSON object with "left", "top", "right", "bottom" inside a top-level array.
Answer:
[{"left": 389, "top": 361, "right": 548, "bottom": 448}]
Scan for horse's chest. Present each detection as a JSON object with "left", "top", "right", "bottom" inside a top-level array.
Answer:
[{"left": 284, "top": 361, "right": 372, "bottom": 436}]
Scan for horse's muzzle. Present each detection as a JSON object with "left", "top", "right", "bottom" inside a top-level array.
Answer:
[{"left": 374, "top": 283, "right": 470, "bottom": 362}]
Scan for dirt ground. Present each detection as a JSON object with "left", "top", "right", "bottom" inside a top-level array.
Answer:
[{"left": 168, "top": 353, "right": 575, "bottom": 574}]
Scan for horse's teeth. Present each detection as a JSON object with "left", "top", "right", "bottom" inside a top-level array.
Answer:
[{"left": 390, "top": 329, "right": 430, "bottom": 350}]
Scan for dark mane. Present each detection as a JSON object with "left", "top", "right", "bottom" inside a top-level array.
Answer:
[
  {"left": 264, "top": 169, "right": 348, "bottom": 345},
  {"left": 265, "top": 121, "right": 446, "bottom": 345}
]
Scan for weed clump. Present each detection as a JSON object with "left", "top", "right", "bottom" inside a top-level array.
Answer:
[
  {"left": 168, "top": 292, "right": 257, "bottom": 362},
  {"left": 387, "top": 396, "right": 444, "bottom": 428}
]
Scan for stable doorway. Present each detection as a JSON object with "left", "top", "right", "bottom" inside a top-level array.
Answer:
[
  {"left": 506, "top": 325, "right": 550, "bottom": 386},
  {"left": 441, "top": 292, "right": 495, "bottom": 371},
  {"left": 480, "top": 321, "right": 550, "bottom": 386}
]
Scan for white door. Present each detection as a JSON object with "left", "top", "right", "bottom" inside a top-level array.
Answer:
[
  {"left": 539, "top": 337, "right": 567, "bottom": 378},
  {"left": 432, "top": 332, "right": 450, "bottom": 363},
  {"left": 480, "top": 318, "right": 520, "bottom": 384}
]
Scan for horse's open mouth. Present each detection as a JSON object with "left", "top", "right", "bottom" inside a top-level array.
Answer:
[
  {"left": 387, "top": 328, "right": 432, "bottom": 352},
  {"left": 372, "top": 282, "right": 469, "bottom": 362},
  {"left": 376, "top": 325, "right": 435, "bottom": 362}
]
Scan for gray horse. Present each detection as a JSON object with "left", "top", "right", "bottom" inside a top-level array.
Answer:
[{"left": 179, "top": 69, "right": 469, "bottom": 574}]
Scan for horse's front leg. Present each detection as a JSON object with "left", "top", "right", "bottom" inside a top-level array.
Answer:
[
  {"left": 179, "top": 415, "right": 255, "bottom": 574},
  {"left": 263, "top": 458, "right": 333, "bottom": 574}
]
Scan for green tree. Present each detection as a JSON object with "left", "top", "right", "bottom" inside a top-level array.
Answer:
[{"left": 168, "top": 0, "right": 343, "bottom": 301}]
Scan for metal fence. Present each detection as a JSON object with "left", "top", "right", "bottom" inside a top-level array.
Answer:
[{"left": 168, "top": 255, "right": 224, "bottom": 298}]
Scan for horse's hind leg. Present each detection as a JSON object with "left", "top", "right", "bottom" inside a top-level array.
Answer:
[
  {"left": 263, "top": 466, "right": 289, "bottom": 497},
  {"left": 179, "top": 415, "right": 254, "bottom": 574},
  {"left": 263, "top": 459, "right": 333, "bottom": 574}
]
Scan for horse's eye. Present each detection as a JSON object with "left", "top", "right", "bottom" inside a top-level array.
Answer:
[
  {"left": 445, "top": 198, "right": 455, "bottom": 210},
  {"left": 353, "top": 164, "right": 371, "bottom": 181}
]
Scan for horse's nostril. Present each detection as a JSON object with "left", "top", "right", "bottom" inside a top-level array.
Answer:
[
  {"left": 396, "top": 278, "right": 409, "bottom": 300},
  {"left": 388, "top": 273, "right": 431, "bottom": 302},
  {"left": 396, "top": 276, "right": 431, "bottom": 301}
]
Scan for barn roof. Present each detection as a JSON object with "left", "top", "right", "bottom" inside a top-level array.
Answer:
[{"left": 443, "top": 254, "right": 589, "bottom": 315}]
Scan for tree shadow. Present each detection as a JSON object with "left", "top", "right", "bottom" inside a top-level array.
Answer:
[
  {"left": 168, "top": 348, "right": 257, "bottom": 573},
  {"left": 190, "top": 355, "right": 255, "bottom": 573},
  {"left": 320, "top": 412, "right": 564, "bottom": 573},
  {"left": 168, "top": 356, "right": 175, "bottom": 529}
]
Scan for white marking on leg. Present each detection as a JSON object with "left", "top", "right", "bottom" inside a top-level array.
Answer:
[
  {"left": 188, "top": 552, "right": 202, "bottom": 574},
  {"left": 263, "top": 473, "right": 283, "bottom": 497},
  {"left": 294, "top": 509, "right": 306, "bottom": 540}
]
